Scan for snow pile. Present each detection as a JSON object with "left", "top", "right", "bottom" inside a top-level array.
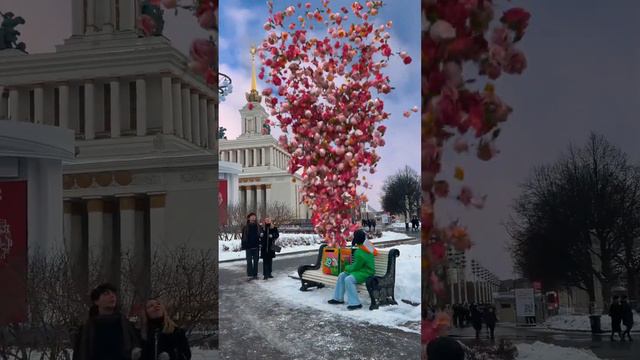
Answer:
[
  {"left": 545, "top": 312, "right": 640, "bottom": 332},
  {"left": 256, "top": 244, "right": 421, "bottom": 332},
  {"left": 390, "top": 221, "right": 408, "bottom": 229},
  {"left": 516, "top": 341, "right": 601, "bottom": 360}
]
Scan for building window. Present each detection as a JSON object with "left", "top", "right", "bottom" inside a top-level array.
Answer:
[
  {"left": 129, "top": 82, "right": 137, "bottom": 131},
  {"left": 104, "top": 83, "right": 111, "bottom": 132},
  {"left": 54, "top": 88, "right": 60, "bottom": 126},
  {"left": 29, "top": 90, "right": 34, "bottom": 122}
]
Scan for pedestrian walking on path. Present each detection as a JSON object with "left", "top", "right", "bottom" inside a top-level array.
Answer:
[
  {"left": 470, "top": 303, "right": 483, "bottom": 340},
  {"left": 609, "top": 295, "right": 624, "bottom": 341},
  {"left": 241, "top": 212, "right": 260, "bottom": 281},
  {"left": 327, "top": 229, "right": 377, "bottom": 310},
  {"left": 483, "top": 306, "right": 498, "bottom": 340},
  {"left": 621, "top": 295, "right": 634, "bottom": 341},
  {"left": 260, "top": 217, "right": 279, "bottom": 280}
]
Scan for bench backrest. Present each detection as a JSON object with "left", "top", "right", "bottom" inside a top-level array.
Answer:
[{"left": 373, "top": 249, "right": 391, "bottom": 277}]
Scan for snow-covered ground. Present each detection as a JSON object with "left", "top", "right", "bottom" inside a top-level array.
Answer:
[
  {"left": 515, "top": 341, "right": 601, "bottom": 360},
  {"left": 389, "top": 221, "right": 409, "bottom": 229},
  {"left": 545, "top": 312, "right": 640, "bottom": 332},
  {"left": 254, "top": 243, "right": 421, "bottom": 333},
  {"left": 219, "top": 231, "right": 413, "bottom": 261}
]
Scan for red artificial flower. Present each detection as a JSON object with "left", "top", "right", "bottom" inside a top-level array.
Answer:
[
  {"left": 137, "top": 15, "right": 156, "bottom": 36},
  {"left": 403, "top": 56, "right": 412, "bottom": 64},
  {"left": 501, "top": 8, "right": 530, "bottom": 33},
  {"left": 196, "top": 2, "right": 216, "bottom": 30},
  {"left": 190, "top": 39, "right": 216, "bottom": 68}
]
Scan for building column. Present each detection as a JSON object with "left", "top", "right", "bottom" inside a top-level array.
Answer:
[
  {"left": 63, "top": 200, "right": 72, "bottom": 255},
  {"left": 33, "top": 86, "right": 44, "bottom": 124},
  {"left": 236, "top": 150, "right": 241, "bottom": 165},
  {"left": 9, "top": 88, "right": 19, "bottom": 121},
  {"left": 71, "top": 0, "right": 83, "bottom": 35},
  {"left": 265, "top": 185, "right": 272, "bottom": 210},
  {"left": 256, "top": 185, "right": 265, "bottom": 217},
  {"left": 70, "top": 201, "right": 87, "bottom": 295},
  {"left": 247, "top": 186, "right": 256, "bottom": 213},
  {"left": 120, "top": 0, "right": 136, "bottom": 31},
  {"left": 102, "top": 0, "right": 114, "bottom": 32},
  {"left": 59, "top": 84, "right": 70, "bottom": 129},
  {"left": 245, "top": 149, "right": 250, "bottom": 167},
  {"left": 182, "top": 87, "right": 192, "bottom": 141},
  {"left": 172, "top": 81, "right": 183, "bottom": 137},
  {"left": 191, "top": 93, "right": 200, "bottom": 145},
  {"left": 118, "top": 195, "right": 143, "bottom": 304},
  {"left": 161, "top": 76, "right": 174, "bottom": 135},
  {"left": 86, "top": 0, "right": 96, "bottom": 33},
  {"left": 84, "top": 82, "right": 95, "bottom": 140},
  {"left": 269, "top": 147, "right": 274, "bottom": 167},
  {"left": 0, "top": 86, "right": 7, "bottom": 120},
  {"left": 253, "top": 148, "right": 259, "bottom": 167},
  {"left": 149, "top": 192, "right": 166, "bottom": 253},
  {"left": 200, "top": 97, "right": 208, "bottom": 147},
  {"left": 86, "top": 197, "right": 106, "bottom": 280},
  {"left": 239, "top": 186, "right": 247, "bottom": 214},
  {"left": 208, "top": 101, "right": 216, "bottom": 150},
  {"left": 135, "top": 197, "right": 151, "bottom": 301},
  {"left": 136, "top": 78, "right": 147, "bottom": 136},
  {"left": 110, "top": 80, "right": 121, "bottom": 138}
]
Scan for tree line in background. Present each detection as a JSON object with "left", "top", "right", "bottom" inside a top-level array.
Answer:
[
  {"left": 381, "top": 166, "right": 421, "bottom": 221},
  {"left": 509, "top": 133, "right": 640, "bottom": 309}
]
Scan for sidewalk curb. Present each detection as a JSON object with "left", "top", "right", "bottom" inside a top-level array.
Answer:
[
  {"left": 219, "top": 237, "right": 417, "bottom": 264},
  {"left": 545, "top": 327, "right": 640, "bottom": 334}
]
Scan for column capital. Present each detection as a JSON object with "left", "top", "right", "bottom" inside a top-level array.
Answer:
[{"left": 148, "top": 192, "right": 166, "bottom": 208}]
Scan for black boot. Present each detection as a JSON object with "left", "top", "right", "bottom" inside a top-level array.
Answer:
[{"left": 328, "top": 299, "right": 344, "bottom": 305}]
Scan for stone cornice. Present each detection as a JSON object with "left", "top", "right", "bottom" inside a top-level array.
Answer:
[{"left": 64, "top": 153, "right": 218, "bottom": 173}]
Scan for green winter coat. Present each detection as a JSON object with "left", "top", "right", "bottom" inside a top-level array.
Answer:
[{"left": 344, "top": 245, "right": 376, "bottom": 284}]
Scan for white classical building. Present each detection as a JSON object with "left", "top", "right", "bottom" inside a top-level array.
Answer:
[
  {"left": 218, "top": 51, "right": 309, "bottom": 220},
  {"left": 0, "top": 0, "right": 218, "bottom": 295}
]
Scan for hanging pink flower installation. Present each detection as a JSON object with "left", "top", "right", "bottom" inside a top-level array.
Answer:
[
  {"left": 421, "top": 0, "right": 531, "bottom": 350},
  {"left": 259, "top": 1, "right": 414, "bottom": 247}
]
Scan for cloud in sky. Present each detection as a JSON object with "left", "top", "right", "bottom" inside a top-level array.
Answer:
[{"left": 219, "top": 0, "right": 421, "bottom": 211}]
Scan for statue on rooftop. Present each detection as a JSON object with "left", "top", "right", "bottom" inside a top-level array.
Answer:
[{"left": 0, "top": 11, "right": 27, "bottom": 52}]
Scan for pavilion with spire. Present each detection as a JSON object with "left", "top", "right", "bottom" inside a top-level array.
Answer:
[{"left": 218, "top": 47, "right": 309, "bottom": 220}]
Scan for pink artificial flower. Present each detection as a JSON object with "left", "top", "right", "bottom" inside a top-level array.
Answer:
[
  {"left": 501, "top": 8, "right": 531, "bottom": 34},
  {"left": 491, "top": 27, "right": 511, "bottom": 47},
  {"left": 161, "top": 0, "right": 177, "bottom": 9},
  {"left": 137, "top": 15, "right": 156, "bottom": 36},
  {"left": 403, "top": 56, "right": 412, "bottom": 64},
  {"left": 430, "top": 20, "right": 456, "bottom": 42},
  {"left": 190, "top": 39, "right": 216, "bottom": 69},
  {"left": 504, "top": 48, "right": 527, "bottom": 74},
  {"left": 458, "top": 186, "right": 473, "bottom": 206},
  {"left": 196, "top": 3, "right": 216, "bottom": 30}
]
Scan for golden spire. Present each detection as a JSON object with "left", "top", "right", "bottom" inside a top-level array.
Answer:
[{"left": 246, "top": 45, "right": 262, "bottom": 103}]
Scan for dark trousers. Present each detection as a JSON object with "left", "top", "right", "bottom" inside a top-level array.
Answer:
[
  {"left": 488, "top": 325, "right": 495, "bottom": 339},
  {"left": 263, "top": 256, "right": 273, "bottom": 277},
  {"left": 246, "top": 248, "right": 259, "bottom": 277},
  {"left": 623, "top": 324, "right": 633, "bottom": 339}
]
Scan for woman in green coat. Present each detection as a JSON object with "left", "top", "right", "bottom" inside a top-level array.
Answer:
[{"left": 327, "top": 229, "right": 377, "bottom": 310}]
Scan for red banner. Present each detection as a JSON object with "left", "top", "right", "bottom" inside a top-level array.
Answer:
[
  {"left": 218, "top": 179, "right": 228, "bottom": 225},
  {"left": 0, "top": 180, "right": 28, "bottom": 325}
]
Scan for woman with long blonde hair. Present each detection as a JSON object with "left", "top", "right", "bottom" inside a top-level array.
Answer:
[{"left": 139, "top": 299, "right": 191, "bottom": 360}]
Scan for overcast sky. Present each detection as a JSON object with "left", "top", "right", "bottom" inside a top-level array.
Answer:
[{"left": 5, "top": 0, "right": 640, "bottom": 280}]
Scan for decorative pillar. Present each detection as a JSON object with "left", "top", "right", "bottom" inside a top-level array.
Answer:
[
  {"left": 239, "top": 186, "right": 247, "bottom": 214},
  {"left": 134, "top": 197, "right": 151, "bottom": 301},
  {"left": 86, "top": 197, "right": 106, "bottom": 280},
  {"left": 172, "top": 81, "right": 183, "bottom": 137},
  {"left": 135, "top": 78, "right": 147, "bottom": 136},
  {"left": 84, "top": 82, "right": 95, "bottom": 140},
  {"left": 70, "top": 201, "right": 87, "bottom": 295},
  {"left": 9, "top": 88, "right": 19, "bottom": 121},
  {"left": 245, "top": 149, "right": 250, "bottom": 167},
  {"left": 265, "top": 185, "right": 272, "bottom": 209},
  {"left": 110, "top": 80, "right": 121, "bottom": 138},
  {"left": 71, "top": 0, "right": 83, "bottom": 35},
  {"left": 120, "top": 0, "right": 136, "bottom": 31},
  {"left": 208, "top": 101, "right": 216, "bottom": 150},
  {"left": 161, "top": 76, "right": 174, "bottom": 135},
  {"left": 261, "top": 148, "right": 266, "bottom": 166},
  {"left": 247, "top": 186, "right": 256, "bottom": 213},
  {"left": 191, "top": 93, "right": 200, "bottom": 145},
  {"left": 102, "top": 0, "right": 114, "bottom": 32},
  {"left": 200, "top": 97, "right": 208, "bottom": 147},
  {"left": 118, "top": 195, "right": 143, "bottom": 304},
  {"left": 33, "top": 86, "right": 44, "bottom": 124},
  {"left": 63, "top": 200, "right": 72, "bottom": 255},
  {"left": 256, "top": 186, "right": 265, "bottom": 217},
  {"left": 269, "top": 147, "right": 274, "bottom": 167},
  {"left": 182, "top": 87, "right": 192, "bottom": 141},
  {"left": 236, "top": 149, "right": 241, "bottom": 165},
  {"left": 86, "top": 0, "right": 96, "bottom": 33},
  {"left": 0, "top": 86, "right": 7, "bottom": 120},
  {"left": 59, "top": 84, "right": 70, "bottom": 129},
  {"left": 149, "top": 192, "right": 166, "bottom": 252},
  {"left": 253, "top": 148, "right": 259, "bottom": 167}
]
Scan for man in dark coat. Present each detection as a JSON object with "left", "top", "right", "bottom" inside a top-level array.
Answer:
[
  {"left": 260, "top": 217, "right": 279, "bottom": 280},
  {"left": 371, "top": 218, "right": 377, "bottom": 231},
  {"left": 241, "top": 212, "right": 260, "bottom": 281},
  {"left": 470, "top": 303, "right": 483, "bottom": 340},
  {"left": 621, "top": 295, "right": 634, "bottom": 341},
  {"left": 73, "top": 283, "right": 140, "bottom": 360},
  {"left": 609, "top": 295, "right": 623, "bottom": 341},
  {"left": 452, "top": 304, "right": 460, "bottom": 328},
  {"left": 483, "top": 306, "right": 498, "bottom": 340}
]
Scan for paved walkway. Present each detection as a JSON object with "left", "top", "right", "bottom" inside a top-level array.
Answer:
[
  {"left": 450, "top": 324, "right": 640, "bottom": 359},
  {"left": 218, "top": 254, "right": 420, "bottom": 359}
]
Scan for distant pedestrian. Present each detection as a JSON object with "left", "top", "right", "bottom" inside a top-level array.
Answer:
[
  {"left": 470, "top": 304, "right": 483, "bottom": 340},
  {"left": 483, "top": 306, "right": 498, "bottom": 340},
  {"left": 260, "top": 217, "right": 279, "bottom": 280},
  {"left": 405, "top": 221, "right": 410, "bottom": 232},
  {"left": 609, "top": 295, "right": 623, "bottom": 341},
  {"left": 621, "top": 295, "right": 634, "bottom": 341},
  {"left": 372, "top": 219, "right": 377, "bottom": 231},
  {"left": 241, "top": 213, "right": 260, "bottom": 281},
  {"left": 452, "top": 304, "right": 460, "bottom": 328}
]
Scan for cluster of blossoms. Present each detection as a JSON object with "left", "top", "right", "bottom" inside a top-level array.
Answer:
[
  {"left": 421, "top": 0, "right": 530, "bottom": 348},
  {"left": 259, "top": 1, "right": 416, "bottom": 247},
  {"left": 138, "top": 0, "right": 217, "bottom": 86}
]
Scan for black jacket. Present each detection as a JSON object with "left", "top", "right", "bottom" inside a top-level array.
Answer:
[
  {"left": 141, "top": 326, "right": 191, "bottom": 360},
  {"left": 73, "top": 312, "right": 140, "bottom": 360},
  {"left": 260, "top": 225, "right": 279, "bottom": 259},
  {"left": 241, "top": 223, "right": 260, "bottom": 250},
  {"left": 622, "top": 302, "right": 634, "bottom": 326},
  {"left": 483, "top": 310, "right": 497, "bottom": 327}
]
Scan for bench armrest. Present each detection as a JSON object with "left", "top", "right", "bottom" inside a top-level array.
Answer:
[{"left": 297, "top": 243, "right": 327, "bottom": 279}]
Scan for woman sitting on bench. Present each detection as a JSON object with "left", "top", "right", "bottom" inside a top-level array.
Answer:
[{"left": 327, "top": 229, "right": 378, "bottom": 310}]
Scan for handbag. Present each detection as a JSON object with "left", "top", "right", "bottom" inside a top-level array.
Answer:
[{"left": 273, "top": 244, "right": 282, "bottom": 253}]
